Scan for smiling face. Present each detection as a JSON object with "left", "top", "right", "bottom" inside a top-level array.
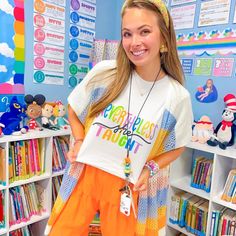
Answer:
[
  {"left": 42, "top": 104, "right": 53, "bottom": 118},
  {"left": 26, "top": 103, "right": 42, "bottom": 119},
  {"left": 122, "top": 7, "right": 162, "bottom": 71}
]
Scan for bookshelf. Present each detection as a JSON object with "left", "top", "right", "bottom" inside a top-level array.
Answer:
[
  {"left": 0, "top": 129, "right": 70, "bottom": 236},
  {"left": 166, "top": 142, "right": 236, "bottom": 236}
]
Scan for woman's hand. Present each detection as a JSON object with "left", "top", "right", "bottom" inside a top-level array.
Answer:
[
  {"left": 133, "top": 167, "right": 150, "bottom": 192},
  {"left": 66, "top": 141, "right": 83, "bottom": 163}
]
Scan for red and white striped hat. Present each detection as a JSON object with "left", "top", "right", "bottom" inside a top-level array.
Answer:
[{"left": 224, "top": 94, "right": 236, "bottom": 112}]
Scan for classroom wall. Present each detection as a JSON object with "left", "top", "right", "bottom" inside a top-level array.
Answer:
[
  {"left": 24, "top": 0, "right": 119, "bottom": 104},
  {"left": 18, "top": 0, "right": 236, "bottom": 127}
]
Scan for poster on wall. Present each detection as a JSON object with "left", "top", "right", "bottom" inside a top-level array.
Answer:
[
  {"left": 171, "top": 0, "right": 196, "bottom": 6},
  {"left": 234, "top": 4, "right": 236, "bottom": 23},
  {"left": 0, "top": 0, "right": 25, "bottom": 112},
  {"left": 69, "top": 0, "right": 96, "bottom": 88},
  {"left": 181, "top": 59, "right": 194, "bottom": 75},
  {"left": 193, "top": 58, "right": 213, "bottom": 76},
  {"left": 212, "top": 58, "right": 234, "bottom": 77},
  {"left": 195, "top": 79, "right": 218, "bottom": 103},
  {"left": 198, "top": 0, "right": 230, "bottom": 27},
  {"left": 170, "top": 4, "right": 196, "bottom": 29},
  {"left": 33, "top": 0, "right": 65, "bottom": 85},
  {"left": 44, "top": 0, "right": 66, "bottom": 7}
]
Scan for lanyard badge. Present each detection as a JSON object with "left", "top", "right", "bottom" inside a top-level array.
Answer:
[
  {"left": 119, "top": 185, "right": 136, "bottom": 218},
  {"left": 120, "top": 68, "right": 161, "bottom": 218}
]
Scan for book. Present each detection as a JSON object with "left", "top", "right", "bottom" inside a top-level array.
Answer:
[
  {"left": 197, "top": 200, "right": 208, "bottom": 234},
  {"left": 226, "top": 174, "right": 236, "bottom": 201},
  {"left": 0, "top": 146, "right": 6, "bottom": 185},
  {"left": 32, "top": 139, "right": 41, "bottom": 175},
  {"left": 178, "top": 192, "right": 192, "bottom": 227},
  {"left": 195, "top": 159, "right": 205, "bottom": 185},
  {"left": 38, "top": 138, "right": 46, "bottom": 174},
  {"left": 222, "top": 169, "right": 236, "bottom": 201},
  {"left": 169, "top": 191, "right": 184, "bottom": 224},
  {"left": 231, "top": 186, "right": 236, "bottom": 204},
  {"left": 190, "top": 198, "right": 205, "bottom": 233},
  {"left": 0, "top": 191, "right": 4, "bottom": 228},
  {"left": 192, "top": 157, "right": 204, "bottom": 184},
  {"left": 205, "top": 161, "right": 213, "bottom": 192},
  {"left": 185, "top": 195, "right": 201, "bottom": 232}
]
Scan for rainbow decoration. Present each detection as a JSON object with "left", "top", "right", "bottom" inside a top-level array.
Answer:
[
  {"left": 0, "top": 0, "right": 25, "bottom": 112},
  {"left": 177, "top": 28, "right": 236, "bottom": 51}
]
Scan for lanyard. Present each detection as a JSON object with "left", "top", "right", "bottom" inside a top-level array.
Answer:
[{"left": 123, "top": 67, "right": 162, "bottom": 184}]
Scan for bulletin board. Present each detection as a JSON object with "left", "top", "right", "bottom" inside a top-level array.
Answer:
[{"left": 168, "top": 0, "right": 236, "bottom": 125}]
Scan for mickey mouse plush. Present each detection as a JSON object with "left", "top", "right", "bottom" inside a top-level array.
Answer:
[{"left": 207, "top": 94, "right": 236, "bottom": 149}]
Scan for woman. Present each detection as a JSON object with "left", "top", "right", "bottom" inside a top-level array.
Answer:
[{"left": 45, "top": 0, "right": 193, "bottom": 235}]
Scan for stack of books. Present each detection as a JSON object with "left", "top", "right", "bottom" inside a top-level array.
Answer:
[
  {"left": 9, "top": 182, "right": 45, "bottom": 226},
  {"left": 0, "top": 190, "right": 4, "bottom": 229},
  {"left": 9, "top": 225, "right": 33, "bottom": 236},
  {"left": 52, "top": 136, "right": 69, "bottom": 173},
  {"left": 52, "top": 175, "right": 63, "bottom": 206},
  {"left": 221, "top": 169, "right": 236, "bottom": 204},
  {"left": 191, "top": 157, "right": 213, "bottom": 193},
  {"left": 210, "top": 207, "right": 236, "bottom": 235},
  {"left": 169, "top": 192, "right": 208, "bottom": 236},
  {"left": 8, "top": 139, "right": 46, "bottom": 183}
]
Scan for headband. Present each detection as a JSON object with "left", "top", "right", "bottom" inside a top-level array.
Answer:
[{"left": 122, "top": 0, "right": 169, "bottom": 28}]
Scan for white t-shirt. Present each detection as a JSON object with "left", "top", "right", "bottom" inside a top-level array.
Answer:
[{"left": 68, "top": 60, "right": 193, "bottom": 184}]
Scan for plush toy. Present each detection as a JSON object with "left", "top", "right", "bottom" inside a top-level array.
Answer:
[
  {"left": 207, "top": 94, "right": 236, "bottom": 149},
  {"left": 53, "top": 101, "right": 70, "bottom": 129},
  {"left": 24, "top": 94, "right": 46, "bottom": 130},
  {"left": 0, "top": 123, "right": 5, "bottom": 136},
  {"left": 41, "top": 103, "right": 59, "bottom": 130},
  {"left": 0, "top": 96, "right": 27, "bottom": 135},
  {"left": 192, "top": 116, "right": 214, "bottom": 144}
]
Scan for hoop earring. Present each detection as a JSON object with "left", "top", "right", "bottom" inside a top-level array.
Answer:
[{"left": 160, "top": 44, "right": 168, "bottom": 53}]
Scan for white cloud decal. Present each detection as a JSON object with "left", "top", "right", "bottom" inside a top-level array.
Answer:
[
  {"left": 0, "top": 43, "right": 14, "bottom": 58},
  {"left": 0, "top": 0, "right": 14, "bottom": 15},
  {"left": 0, "top": 65, "right": 7, "bottom": 72}
]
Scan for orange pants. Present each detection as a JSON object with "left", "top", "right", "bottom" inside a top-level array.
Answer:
[{"left": 49, "top": 165, "right": 138, "bottom": 236}]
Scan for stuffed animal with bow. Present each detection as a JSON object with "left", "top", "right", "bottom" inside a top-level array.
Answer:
[
  {"left": 207, "top": 94, "right": 236, "bottom": 149},
  {"left": 192, "top": 116, "right": 214, "bottom": 144},
  {"left": 0, "top": 96, "right": 27, "bottom": 135},
  {"left": 24, "top": 94, "right": 46, "bottom": 131},
  {"left": 53, "top": 101, "right": 69, "bottom": 129}
]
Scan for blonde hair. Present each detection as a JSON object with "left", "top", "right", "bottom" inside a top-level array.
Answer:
[{"left": 89, "top": 0, "right": 184, "bottom": 118}]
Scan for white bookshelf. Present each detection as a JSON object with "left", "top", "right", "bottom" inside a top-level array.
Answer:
[
  {"left": 166, "top": 142, "right": 236, "bottom": 236},
  {"left": 0, "top": 129, "right": 69, "bottom": 236}
]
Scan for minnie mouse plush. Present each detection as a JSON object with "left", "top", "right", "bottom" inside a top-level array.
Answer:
[{"left": 207, "top": 94, "right": 236, "bottom": 149}]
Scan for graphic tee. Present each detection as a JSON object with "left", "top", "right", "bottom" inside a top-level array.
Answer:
[{"left": 68, "top": 60, "right": 193, "bottom": 184}]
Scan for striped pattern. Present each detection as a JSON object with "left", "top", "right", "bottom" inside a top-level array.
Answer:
[
  {"left": 224, "top": 94, "right": 236, "bottom": 112},
  {"left": 46, "top": 86, "right": 177, "bottom": 236},
  {"left": 13, "top": 0, "right": 25, "bottom": 92}
]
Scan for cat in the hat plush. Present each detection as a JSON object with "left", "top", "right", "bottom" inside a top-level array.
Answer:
[{"left": 207, "top": 94, "right": 236, "bottom": 149}]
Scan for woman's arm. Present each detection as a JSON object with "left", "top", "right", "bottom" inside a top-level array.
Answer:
[
  {"left": 67, "top": 105, "right": 85, "bottom": 162},
  {"left": 68, "top": 105, "right": 85, "bottom": 139},
  {"left": 133, "top": 147, "right": 185, "bottom": 191}
]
